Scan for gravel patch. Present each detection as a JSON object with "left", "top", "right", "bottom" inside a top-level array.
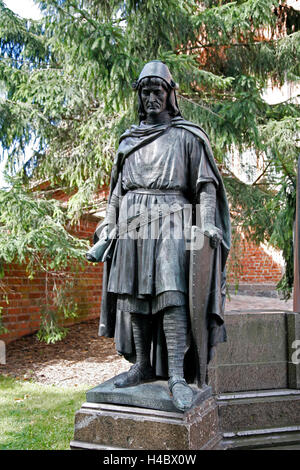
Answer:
[{"left": 0, "top": 318, "right": 129, "bottom": 387}]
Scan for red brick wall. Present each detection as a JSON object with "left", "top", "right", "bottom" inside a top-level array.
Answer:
[
  {"left": 227, "top": 237, "right": 283, "bottom": 285},
  {"left": 0, "top": 216, "right": 103, "bottom": 343}
]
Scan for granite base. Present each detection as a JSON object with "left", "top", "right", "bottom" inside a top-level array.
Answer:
[{"left": 71, "top": 397, "right": 221, "bottom": 450}]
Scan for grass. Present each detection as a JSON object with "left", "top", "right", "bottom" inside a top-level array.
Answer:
[{"left": 0, "top": 375, "right": 87, "bottom": 450}]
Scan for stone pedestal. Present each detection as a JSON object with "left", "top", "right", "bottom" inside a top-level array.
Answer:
[
  {"left": 70, "top": 377, "right": 221, "bottom": 450},
  {"left": 218, "top": 388, "right": 300, "bottom": 449},
  {"left": 207, "top": 311, "right": 296, "bottom": 394},
  {"left": 71, "top": 400, "right": 221, "bottom": 450},
  {"left": 287, "top": 312, "right": 300, "bottom": 389}
]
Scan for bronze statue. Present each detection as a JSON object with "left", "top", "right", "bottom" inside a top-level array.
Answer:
[{"left": 89, "top": 61, "right": 231, "bottom": 411}]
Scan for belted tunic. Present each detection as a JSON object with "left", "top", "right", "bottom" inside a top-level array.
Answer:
[
  {"left": 96, "top": 117, "right": 231, "bottom": 378},
  {"left": 106, "top": 124, "right": 218, "bottom": 310}
]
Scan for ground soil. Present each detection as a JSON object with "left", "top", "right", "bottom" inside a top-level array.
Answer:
[
  {"left": 0, "top": 318, "right": 129, "bottom": 387},
  {"left": 0, "top": 294, "right": 292, "bottom": 388}
]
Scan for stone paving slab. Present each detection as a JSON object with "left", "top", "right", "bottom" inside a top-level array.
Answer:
[{"left": 225, "top": 294, "right": 292, "bottom": 313}]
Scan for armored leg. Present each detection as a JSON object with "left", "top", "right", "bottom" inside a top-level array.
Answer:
[
  {"left": 114, "top": 314, "right": 154, "bottom": 387},
  {"left": 163, "top": 306, "right": 194, "bottom": 411},
  {"left": 131, "top": 314, "right": 152, "bottom": 368}
]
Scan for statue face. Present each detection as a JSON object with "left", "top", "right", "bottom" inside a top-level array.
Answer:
[{"left": 140, "top": 83, "right": 168, "bottom": 117}]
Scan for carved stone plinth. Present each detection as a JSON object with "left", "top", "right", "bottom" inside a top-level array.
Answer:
[{"left": 71, "top": 393, "right": 221, "bottom": 450}]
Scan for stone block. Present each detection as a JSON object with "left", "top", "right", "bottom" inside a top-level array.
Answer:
[
  {"left": 209, "top": 363, "right": 287, "bottom": 394},
  {"left": 71, "top": 398, "right": 221, "bottom": 450},
  {"left": 218, "top": 389, "right": 300, "bottom": 433},
  {"left": 287, "top": 312, "right": 300, "bottom": 389},
  {"left": 208, "top": 312, "right": 288, "bottom": 393}
]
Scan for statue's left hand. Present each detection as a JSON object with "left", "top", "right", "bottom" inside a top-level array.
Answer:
[{"left": 203, "top": 224, "right": 223, "bottom": 249}]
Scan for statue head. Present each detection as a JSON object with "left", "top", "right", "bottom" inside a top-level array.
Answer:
[{"left": 133, "top": 61, "right": 181, "bottom": 122}]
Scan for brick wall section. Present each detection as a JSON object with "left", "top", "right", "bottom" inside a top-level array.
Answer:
[
  {"left": 227, "top": 237, "right": 283, "bottom": 285},
  {"left": 0, "top": 215, "right": 103, "bottom": 344},
  {"left": 0, "top": 184, "right": 110, "bottom": 343}
]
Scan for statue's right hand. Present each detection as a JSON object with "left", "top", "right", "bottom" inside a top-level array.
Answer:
[{"left": 203, "top": 224, "right": 223, "bottom": 249}]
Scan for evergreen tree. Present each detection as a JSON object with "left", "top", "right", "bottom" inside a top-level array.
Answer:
[{"left": 0, "top": 0, "right": 299, "bottom": 339}]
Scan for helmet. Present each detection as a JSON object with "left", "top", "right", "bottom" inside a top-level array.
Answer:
[{"left": 132, "top": 60, "right": 178, "bottom": 90}]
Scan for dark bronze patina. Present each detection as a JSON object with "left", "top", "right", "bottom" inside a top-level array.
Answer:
[
  {"left": 91, "top": 61, "right": 231, "bottom": 412},
  {"left": 189, "top": 227, "right": 214, "bottom": 387}
]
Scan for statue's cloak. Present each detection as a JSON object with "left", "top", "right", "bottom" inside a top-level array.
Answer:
[{"left": 95, "top": 116, "right": 231, "bottom": 382}]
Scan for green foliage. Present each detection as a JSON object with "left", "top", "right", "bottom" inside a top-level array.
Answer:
[
  {"left": 36, "top": 277, "right": 80, "bottom": 343},
  {"left": 268, "top": 180, "right": 296, "bottom": 299},
  {"left": 0, "top": 291, "right": 8, "bottom": 334},
  {"left": 0, "top": 0, "right": 299, "bottom": 335},
  {"left": 0, "top": 177, "right": 88, "bottom": 342},
  {"left": 0, "top": 177, "right": 89, "bottom": 277},
  {"left": 36, "top": 307, "right": 68, "bottom": 344},
  {"left": 0, "top": 306, "right": 8, "bottom": 334},
  {"left": 224, "top": 176, "right": 274, "bottom": 243}
]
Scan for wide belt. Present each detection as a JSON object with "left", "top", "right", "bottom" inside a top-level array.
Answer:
[
  {"left": 130, "top": 188, "right": 183, "bottom": 196},
  {"left": 119, "top": 193, "right": 187, "bottom": 237}
]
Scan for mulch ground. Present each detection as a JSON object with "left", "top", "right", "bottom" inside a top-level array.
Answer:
[
  {"left": 0, "top": 318, "right": 129, "bottom": 387},
  {"left": 0, "top": 294, "right": 292, "bottom": 388}
]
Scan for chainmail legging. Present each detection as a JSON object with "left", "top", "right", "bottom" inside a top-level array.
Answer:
[
  {"left": 131, "top": 314, "right": 152, "bottom": 368},
  {"left": 131, "top": 306, "right": 188, "bottom": 377},
  {"left": 163, "top": 306, "right": 187, "bottom": 377}
]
